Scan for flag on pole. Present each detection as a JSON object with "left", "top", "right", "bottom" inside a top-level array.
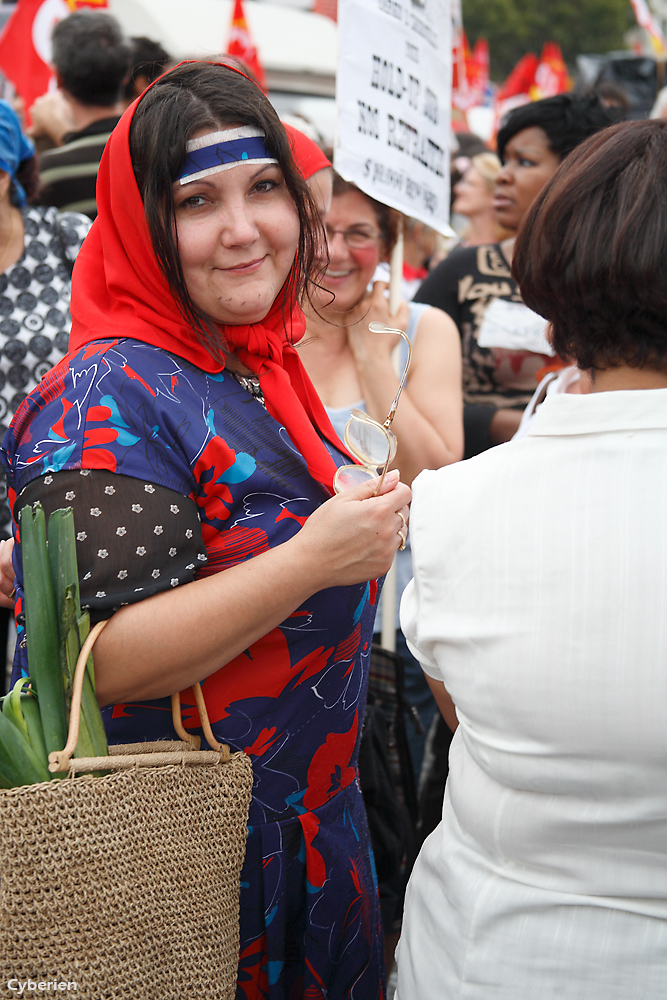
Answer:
[
  {"left": 452, "top": 31, "right": 472, "bottom": 111},
  {"left": 454, "top": 34, "right": 491, "bottom": 112},
  {"left": 0, "top": 0, "right": 62, "bottom": 126},
  {"left": 226, "top": 0, "right": 267, "bottom": 93},
  {"left": 451, "top": 0, "right": 472, "bottom": 112},
  {"left": 493, "top": 53, "right": 539, "bottom": 137},
  {"left": 0, "top": 0, "right": 108, "bottom": 127},
  {"left": 628, "top": 0, "right": 667, "bottom": 55},
  {"left": 497, "top": 53, "right": 539, "bottom": 107},
  {"left": 531, "top": 42, "right": 570, "bottom": 99},
  {"left": 312, "top": 0, "right": 338, "bottom": 22},
  {"left": 467, "top": 38, "right": 490, "bottom": 104}
]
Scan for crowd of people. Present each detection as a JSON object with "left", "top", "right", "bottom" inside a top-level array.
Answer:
[{"left": 1, "top": 7, "right": 666, "bottom": 1000}]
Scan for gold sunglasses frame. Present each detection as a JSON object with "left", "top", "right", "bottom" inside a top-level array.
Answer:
[{"left": 333, "top": 323, "right": 413, "bottom": 496}]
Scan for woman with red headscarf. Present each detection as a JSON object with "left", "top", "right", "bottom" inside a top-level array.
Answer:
[{"left": 2, "top": 61, "right": 410, "bottom": 998}]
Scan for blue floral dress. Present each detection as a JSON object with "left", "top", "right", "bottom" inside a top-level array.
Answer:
[{"left": 2, "top": 338, "right": 385, "bottom": 1000}]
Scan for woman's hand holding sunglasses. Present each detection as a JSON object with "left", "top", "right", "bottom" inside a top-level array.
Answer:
[
  {"left": 334, "top": 324, "right": 413, "bottom": 496},
  {"left": 293, "top": 470, "right": 411, "bottom": 590}
]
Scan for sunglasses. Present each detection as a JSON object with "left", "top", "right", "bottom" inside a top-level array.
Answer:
[{"left": 333, "top": 323, "right": 412, "bottom": 496}]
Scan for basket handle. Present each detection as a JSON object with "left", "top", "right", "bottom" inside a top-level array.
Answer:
[
  {"left": 49, "top": 620, "right": 109, "bottom": 771},
  {"left": 171, "top": 684, "right": 227, "bottom": 755},
  {"left": 49, "top": 619, "right": 231, "bottom": 772}
]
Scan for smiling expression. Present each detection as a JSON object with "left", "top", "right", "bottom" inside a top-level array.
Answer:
[
  {"left": 316, "top": 189, "right": 384, "bottom": 314},
  {"left": 494, "top": 126, "right": 561, "bottom": 233},
  {"left": 173, "top": 136, "right": 300, "bottom": 327}
]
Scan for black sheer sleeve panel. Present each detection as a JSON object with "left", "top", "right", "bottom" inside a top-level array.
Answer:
[{"left": 17, "top": 469, "right": 207, "bottom": 621}]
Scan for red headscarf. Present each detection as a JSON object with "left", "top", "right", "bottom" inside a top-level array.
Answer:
[
  {"left": 69, "top": 66, "right": 342, "bottom": 492},
  {"left": 282, "top": 122, "right": 331, "bottom": 181}
]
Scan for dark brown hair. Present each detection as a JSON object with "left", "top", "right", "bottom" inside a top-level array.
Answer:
[
  {"left": 52, "top": 11, "right": 130, "bottom": 107},
  {"left": 129, "top": 60, "right": 324, "bottom": 347},
  {"left": 330, "top": 171, "right": 399, "bottom": 258},
  {"left": 513, "top": 119, "right": 667, "bottom": 373}
]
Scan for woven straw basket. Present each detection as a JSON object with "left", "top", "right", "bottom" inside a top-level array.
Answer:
[{"left": 0, "top": 621, "right": 254, "bottom": 998}]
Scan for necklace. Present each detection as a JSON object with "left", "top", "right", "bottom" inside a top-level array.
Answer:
[
  {"left": 0, "top": 208, "right": 15, "bottom": 270},
  {"left": 231, "top": 371, "right": 266, "bottom": 408}
]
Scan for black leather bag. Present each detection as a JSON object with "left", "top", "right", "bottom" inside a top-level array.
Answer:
[{"left": 358, "top": 644, "right": 419, "bottom": 932}]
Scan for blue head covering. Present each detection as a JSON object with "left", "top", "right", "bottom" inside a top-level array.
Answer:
[{"left": 0, "top": 100, "right": 35, "bottom": 207}]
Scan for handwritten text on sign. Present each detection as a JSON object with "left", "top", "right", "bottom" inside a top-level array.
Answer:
[{"left": 336, "top": 0, "right": 451, "bottom": 233}]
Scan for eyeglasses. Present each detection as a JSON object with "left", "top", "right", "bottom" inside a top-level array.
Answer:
[
  {"left": 324, "top": 225, "right": 381, "bottom": 249},
  {"left": 334, "top": 323, "right": 412, "bottom": 496}
]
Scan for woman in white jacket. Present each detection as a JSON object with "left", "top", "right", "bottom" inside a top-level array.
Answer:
[{"left": 396, "top": 119, "right": 667, "bottom": 999}]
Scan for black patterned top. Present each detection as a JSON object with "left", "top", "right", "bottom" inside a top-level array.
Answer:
[
  {"left": 416, "top": 243, "right": 553, "bottom": 410},
  {"left": 0, "top": 204, "right": 91, "bottom": 538}
]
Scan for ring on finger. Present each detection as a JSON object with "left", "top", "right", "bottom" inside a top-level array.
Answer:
[
  {"left": 397, "top": 510, "right": 407, "bottom": 532},
  {"left": 397, "top": 528, "right": 406, "bottom": 551}
]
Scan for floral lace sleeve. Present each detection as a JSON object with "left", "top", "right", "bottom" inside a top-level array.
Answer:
[{"left": 17, "top": 468, "right": 207, "bottom": 621}]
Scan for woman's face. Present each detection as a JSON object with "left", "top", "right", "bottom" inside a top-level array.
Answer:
[
  {"left": 452, "top": 166, "right": 493, "bottom": 218},
  {"left": 173, "top": 137, "right": 300, "bottom": 327},
  {"left": 319, "top": 189, "right": 383, "bottom": 313},
  {"left": 493, "top": 126, "right": 561, "bottom": 233}
]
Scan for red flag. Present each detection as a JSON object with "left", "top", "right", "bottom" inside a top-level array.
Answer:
[
  {"left": 0, "top": 0, "right": 58, "bottom": 125},
  {"left": 497, "top": 53, "right": 539, "bottom": 103},
  {"left": 0, "top": 1, "right": 108, "bottom": 128},
  {"left": 452, "top": 29, "right": 473, "bottom": 111},
  {"left": 226, "top": 0, "right": 267, "bottom": 93},
  {"left": 466, "top": 38, "right": 490, "bottom": 104},
  {"left": 493, "top": 53, "right": 539, "bottom": 141},
  {"left": 312, "top": 0, "right": 337, "bottom": 22},
  {"left": 531, "top": 42, "right": 570, "bottom": 99}
]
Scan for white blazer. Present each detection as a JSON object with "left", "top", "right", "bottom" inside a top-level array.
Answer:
[{"left": 397, "top": 388, "right": 667, "bottom": 1000}]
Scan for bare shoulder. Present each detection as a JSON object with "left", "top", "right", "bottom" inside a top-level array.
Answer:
[{"left": 414, "top": 304, "right": 459, "bottom": 338}]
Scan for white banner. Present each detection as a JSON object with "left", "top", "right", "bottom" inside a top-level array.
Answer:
[{"left": 335, "top": 0, "right": 452, "bottom": 234}]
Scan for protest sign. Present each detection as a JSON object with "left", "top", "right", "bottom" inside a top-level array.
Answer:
[{"left": 335, "top": 0, "right": 452, "bottom": 234}]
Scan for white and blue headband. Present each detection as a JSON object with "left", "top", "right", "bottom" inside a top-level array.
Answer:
[{"left": 177, "top": 125, "right": 278, "bottom": 185}]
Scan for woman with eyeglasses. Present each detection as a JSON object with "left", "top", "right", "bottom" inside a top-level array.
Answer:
[
  {"left": 2, "top": 61, "right": 411, "bottom": 998},
  {"left": 302, "top": 174, "right": 462, "bottom": 490},
  {"left": 300, "top": 175, "right": 463, "bottom": 778}
]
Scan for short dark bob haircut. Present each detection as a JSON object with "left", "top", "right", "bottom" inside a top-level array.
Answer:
[
  {"left": 129, "top": 61, "right": 323, "bottom": 347},
  {"left": 513, "top": 119, "right": 667, "bottom": 374},
  {"left": 331, "top": 172, "right": 399, "bottom": 258},
  {"left": 496, "top": 93, "right": 616, "bottom": 163}
]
